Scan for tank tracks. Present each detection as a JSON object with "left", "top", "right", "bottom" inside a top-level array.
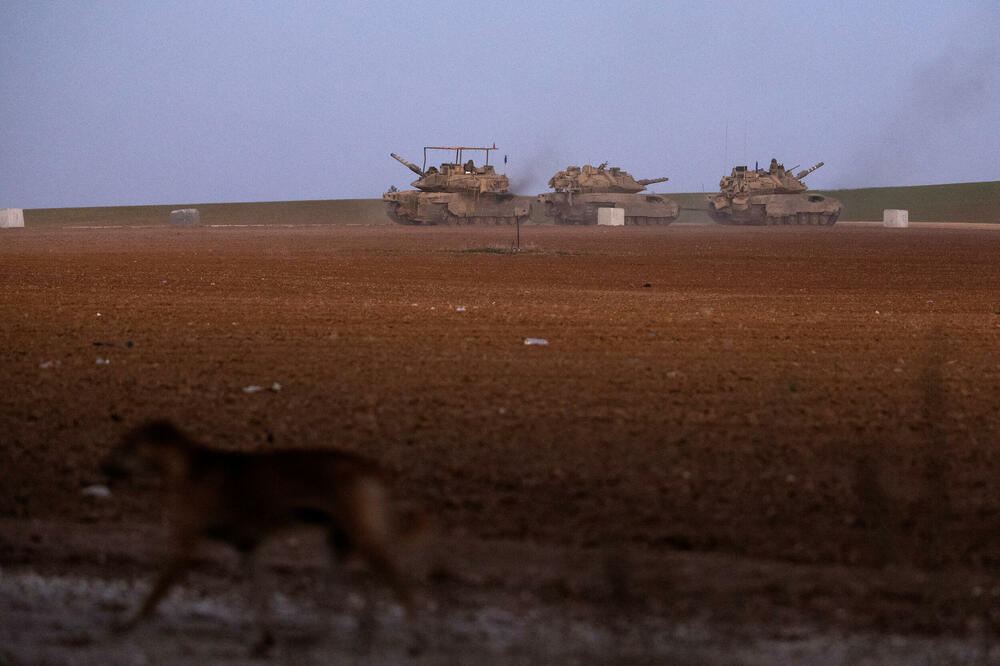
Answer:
[
  {"left": 448, "top": 215, "right": 528, "bottom": 226},
  {"left": 553, "top": 215, "right": 676, "bottom": 226},
  {"left": 711, "top": 211, "right": 839, "bottom": 226},
  {"left": 385, "top": 204, "right": 526, "bottom": 226},
  {"left": 625, "top": 216, "right": 676, "bottom": 226}
]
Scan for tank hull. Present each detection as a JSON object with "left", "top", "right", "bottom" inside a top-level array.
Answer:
[
  {"left": 707, "top": 193, "right": 841, "bottom": 226},
  {"left": 383, "top": 190, "right": 529, "bottom": 226},
  {"left": 537, "top": 192, "right": 679, "bottom": 226}
]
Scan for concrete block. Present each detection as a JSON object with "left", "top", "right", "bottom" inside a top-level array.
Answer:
[
  {"left": 597, "top": 207, "right": 625, "bottom": 226},
  {"left": 883, "top": 209, "right": 908, "bottom": 228},
  {"left": 0, "top": 208, "right": 25, "bottom": 228}
]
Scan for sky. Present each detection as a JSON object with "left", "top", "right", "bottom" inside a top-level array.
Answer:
[{"left": 1, "top": 0, "right": 998, "bottom": 209}]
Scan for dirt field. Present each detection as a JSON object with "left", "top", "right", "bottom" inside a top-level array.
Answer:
[{"left": 1, "top": 222, "right": 998, "bottom": 664}]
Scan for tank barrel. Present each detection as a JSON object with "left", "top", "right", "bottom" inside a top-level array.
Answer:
[
  {"left": 794, "top": 162, "right": 824, "bottom": 180},
  {"left": 637, "top": 176, "right": 670, "bottom": 186},
  {"left": 390, "top": 153, "right": 424, "bottom": 177}
]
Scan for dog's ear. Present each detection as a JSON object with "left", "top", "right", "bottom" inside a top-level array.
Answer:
[
  {"left": 101, "top": 420, "right": 187, "bottom": 482},
  {"left": 100, "top": 447, "right": 131, "bottom": 482}
]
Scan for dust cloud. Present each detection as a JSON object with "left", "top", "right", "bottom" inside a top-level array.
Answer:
[
  {"left": 505, "top": 144, "right": 564, "bottom": 195},
  {"left": 848, "top": 30, "right": 1000, "bottom": 187}
]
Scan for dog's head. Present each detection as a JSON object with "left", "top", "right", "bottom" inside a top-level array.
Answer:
[{"left": 100, "top": 420, "right": 188, "bottom": 484}]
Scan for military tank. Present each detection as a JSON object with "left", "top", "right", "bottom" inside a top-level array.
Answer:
[
  {"left": 383, "top": 145, "right": 528, "bottom": 225},
  {"left": 536, "top": 163, "right": 679, "bottom": 225},
  {"left": 707, "top": 158, "right": 841, "bottom": 226}
]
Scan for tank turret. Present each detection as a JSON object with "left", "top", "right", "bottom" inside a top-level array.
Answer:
[
  {"left": 383, "top": 145, "right": 528, "bottom": 226},
  {"left": 547, "top": 164, "right": 670, "bottom": 195},
  {"left": 707, "top": 158, "right": 841, "bottom": 226},
  {"left": 538, "top": 163, "right": 679, "bottom": 225}
]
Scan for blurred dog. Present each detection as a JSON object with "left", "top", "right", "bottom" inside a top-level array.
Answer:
[{"left": 101, "top": 419, "right": 429, "bottom": 654}]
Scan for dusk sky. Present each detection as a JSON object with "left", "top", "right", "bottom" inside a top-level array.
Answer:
[{"left": 1, "top": 1, "right": 998, "bottom": 209}]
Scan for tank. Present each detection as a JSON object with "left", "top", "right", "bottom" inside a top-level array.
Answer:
[
  {"left": 383, "top": 145, "right": 529, "bottom": 225},
  {"left": 537, "top": 163, "right": 679, "bottom": 225},
  {"left": 707, "top": 158, "right": 841, "bottom": 226}
]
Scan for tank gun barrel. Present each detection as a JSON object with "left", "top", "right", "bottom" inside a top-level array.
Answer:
[
  {"left": 794, "top": 162, "right": 824, "bottom": 180},
  {"left": 637, "top": 176, "right": 670, "bottom": 186},
  {"left": 390, "top": 153, "right": 424, "bottom": 177}
]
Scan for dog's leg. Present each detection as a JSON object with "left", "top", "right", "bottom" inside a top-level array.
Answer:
[
  {"left": 354, "top": 542, "right": 426, "bottom": 656},
  {"left": 344, "top": 482, "right": 425, "bottom": 656},
  {"left": 119, "top": 550, "right": 190, "bottom": 632},
  {"left": 324, "top": 526, "right": 376, "bottom": 654},
  {"left": 243, "top": 544, "right": 275, "bottom": 657}
]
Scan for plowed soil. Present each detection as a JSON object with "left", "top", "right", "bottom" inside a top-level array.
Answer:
[{"left": 1, "top": 222, "right": 998, "bottom": 663}]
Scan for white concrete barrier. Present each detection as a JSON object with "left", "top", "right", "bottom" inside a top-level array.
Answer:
[
  {"left": 883, "top": 209, "right": 909, "bottom": 228},
  {"left": 170, "top": 209, "right": 200, "bottom": 226},
  {"left": 597, "top": 208, "right": 625, "bottom": 226},
  {"left": 0, "top": 208, "right": 25, "bottom": 228}
]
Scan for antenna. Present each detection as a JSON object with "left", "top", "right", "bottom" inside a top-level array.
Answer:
[
  {"left": 723, "top": 120, "right": 728, "bottom": 174},
  {"left": 743, "top": 120, "right": 748, "bottom": 165}
]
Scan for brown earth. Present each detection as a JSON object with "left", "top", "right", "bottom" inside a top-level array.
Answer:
[{"left": 0, "top": 222, "right": 998, "bottom": 663}]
